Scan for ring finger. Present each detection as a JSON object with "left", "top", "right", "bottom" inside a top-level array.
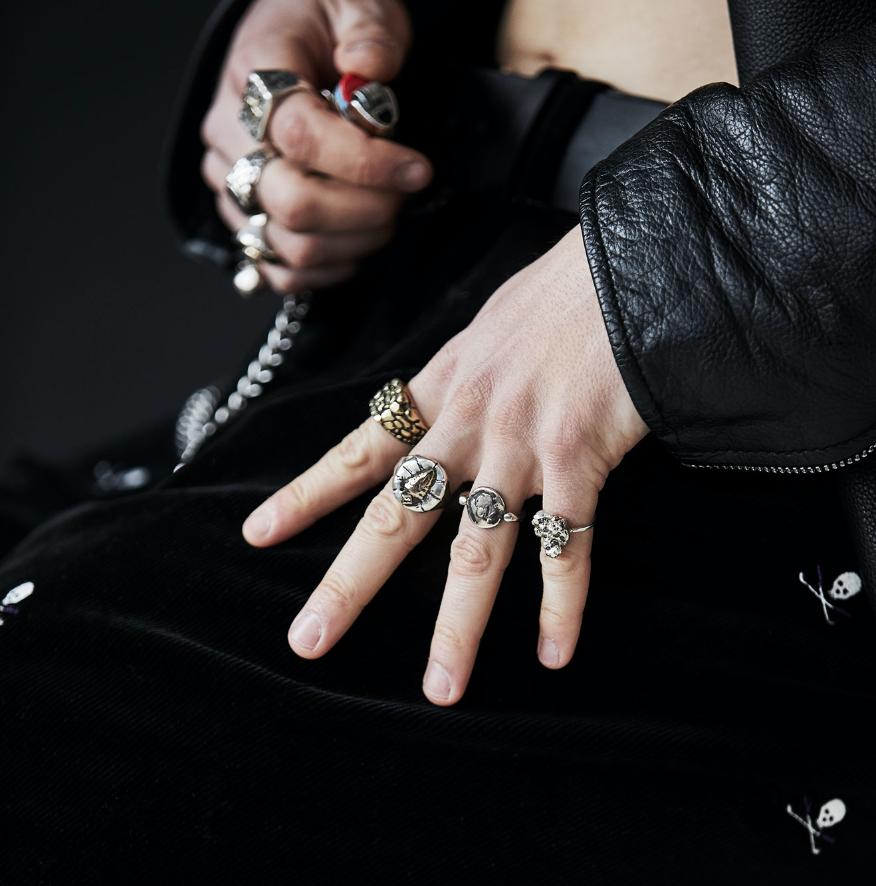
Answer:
[{"left": 214, "top": 188, "right": 395, "bottom": 269}]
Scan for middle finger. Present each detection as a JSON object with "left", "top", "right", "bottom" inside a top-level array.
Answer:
[
  {"left": 204, "top": 148, "right": 403, "bottom": 233},
  {"left": 422, "top": 464, "right": 530, "bottom": 706}
]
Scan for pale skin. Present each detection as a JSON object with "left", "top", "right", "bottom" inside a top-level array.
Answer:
[{"left": 200, "top": 0, "right": 738, "bottom": 704}]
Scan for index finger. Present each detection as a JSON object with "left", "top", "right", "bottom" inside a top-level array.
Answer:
[
  {"left": 266, "top": 90, "right": 432, "bottom": 192},
  {"left": 242, "top": 418, "right": 405, "bottom": 546}
]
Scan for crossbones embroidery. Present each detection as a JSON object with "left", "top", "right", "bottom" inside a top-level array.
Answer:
[
  {"left": 797, "top": 567, "right": 861, "bottom": 625},
  {"left": 0, "top": 581, "right": 34, "bottom": 626},
  {"left": 786, "top": 797, "right": 846, "bottom": 855}
]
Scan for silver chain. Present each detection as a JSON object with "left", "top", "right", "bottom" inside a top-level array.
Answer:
[{"left": 174, "top": 292, "right": 312, "bottom": 470}]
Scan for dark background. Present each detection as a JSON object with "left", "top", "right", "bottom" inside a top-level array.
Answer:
[{"left": 0, "top": 0, "right": 278, "bottom": 466}]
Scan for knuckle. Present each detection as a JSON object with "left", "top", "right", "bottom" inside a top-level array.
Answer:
[
  {"left": 273, "top": 108, "right": 317, "bottom": 168},
  {"left": 432, "top": 621, "right": 469, "bottom": 656},
  {"left": 278, "top": 476, "right": 314, "bottom": 512},
  {"left": 317, "top": 571, "right": 360, "bottom": 613},
  {"left": 280, "top": 193, "right": 315, "bottom": 231},
  {"left": 334, "top": 426, "right": 373, "bottom": 471},
  {"left": 288, "top": 235, "right": 323, "bottom": 268},
  {"left": 539, "top": 602, "right": 580, "bottom": 631},
  {"left": 352, "top": 141, "right": 383, "bottom": 188},
  {"left": 446, "top": 371, "right": 496, "bottom": 423},
  {"left": 489, "top": 388, "right": 535, "bottom": 444},
  {"left": 540, "top": 553, "right": 581, "bottom": 582},
  {"left": 449, "top": 532, "right": 494, "bottom": 577},
  {"left": 360, "top": 491, "right": 407, "bottom": 543},
  {"left": 200, "top": 152, "right": 220, "bottom": 191},
  {"left": 199, "top": 108, "right": 221, "bottom": 149},
  {"left": 539, "top": 411, "right": 587, "bottom": 472}
]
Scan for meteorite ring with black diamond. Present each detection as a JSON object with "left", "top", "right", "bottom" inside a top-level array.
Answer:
[{"left": 532, "top": 510, "right": 595, "bottom": 558}]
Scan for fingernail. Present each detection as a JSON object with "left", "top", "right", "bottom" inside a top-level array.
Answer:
[
  {"left": 538, "top": 637, "right": 559, "bottom": 667},
  {"left": 423, "top": 660, "right": 451, "bottom": 700},
  {"left": 395, "top": 161, "right": 430, "bottom": 192},
  {"left": 243, "top": 502, "right": 273, "bottom": 541},
  {"left": 289, "top": 611, "right": 322, "bottom": 650}
]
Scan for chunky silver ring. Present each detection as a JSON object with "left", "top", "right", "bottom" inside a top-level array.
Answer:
[
  {"left": 232, "top": 259, "right": 264, "bottom": 298},
  {"left": 459, "top": 488, "right": 523, "bottom": 529},
  {"left": 239, "top": 70, "right": 317, "bottom": 143},
  {"left": 226, "top": 148, "right": 276, "bottom": 214},
  {"left": 329, "top": 75, "right": 399, "bottom": 137},
  {"left": 235, "top": 212, "right": 278, "bottom": 263},
  {"left": 393, "top": 455, "right": 448, "bottom": 513},
  {"left": 532, "top": 509, "right": 595, "bottom": 558}
]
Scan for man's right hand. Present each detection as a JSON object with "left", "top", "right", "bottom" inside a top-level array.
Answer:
[{"left": 200, "top": 0, "right": 432, "bottom": 292}]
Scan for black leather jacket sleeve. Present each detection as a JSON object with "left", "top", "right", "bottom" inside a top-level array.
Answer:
[{"left": 579, "top": 25, "right": 876, "bottom": 471}]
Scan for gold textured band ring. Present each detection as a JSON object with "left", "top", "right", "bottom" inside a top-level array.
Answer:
[{"left": 369, "top": 378, "right": 429, "bottom": 445}]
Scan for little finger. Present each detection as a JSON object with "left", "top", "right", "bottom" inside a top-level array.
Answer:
[
  {"left": 259, "top": 260, "right": 359, "bottom": 294},
  {"left": 534, "top": 486, "right": 598, "bottom": 669}
]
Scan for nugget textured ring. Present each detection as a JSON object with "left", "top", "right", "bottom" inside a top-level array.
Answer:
[
  {"left": 369, "top": 378, "right": 429, "bottom": 445},
  {"left": 239, "top": 70, "right": 317, "bottom": 142},
  {"left": 532, "top": 509, "right": 595, "bottom": 558},
  {"left": 226, "top": 148, "right": 276, "bottom": 214},
  {"left": 459, "top": 488, "right": 523, "bottom": 528},
  {"left": 393, "top": 455, "right": 448, "bottom": 512}
]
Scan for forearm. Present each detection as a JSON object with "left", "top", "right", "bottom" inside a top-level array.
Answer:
[{"left": 580, "top": 25, "right": 876, "bottom": 470}]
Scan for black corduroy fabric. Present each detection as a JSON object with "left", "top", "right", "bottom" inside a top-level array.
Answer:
[{"left": 1, "top": 197, "right": 875, "bottom": 883}]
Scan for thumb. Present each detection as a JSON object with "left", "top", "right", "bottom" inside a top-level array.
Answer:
[{"left": 330, "top": 0, "right": 411, "bottom": 82}]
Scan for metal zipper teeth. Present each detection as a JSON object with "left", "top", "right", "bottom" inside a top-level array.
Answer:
[{"left": 683, "top": 440, "right": 876, "bottom": 474}]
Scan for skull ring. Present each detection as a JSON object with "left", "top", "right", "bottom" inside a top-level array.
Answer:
[{"left": 532, "top": 509, "right": 595, "bottom": 558}]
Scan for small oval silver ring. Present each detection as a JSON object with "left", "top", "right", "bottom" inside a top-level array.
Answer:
[{"left": 459, "top": 488, "right": 524, "bottom": 529}]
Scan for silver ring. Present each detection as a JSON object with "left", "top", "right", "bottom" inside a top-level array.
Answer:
[
  {"left": 226, "top": 148, "right": 276, "bottom": 214},
  {"left": 235, "top": 213, "right": 278, "bottom": 263},
  {"left": 532, "top": 509, "right": 595, "bottom": 558},
  {"left": 239, "top": 70, "right": 317, "bottom": 143},
  {"left": 393, "top": 455, "right": 448, "bottom": 512},
  {"left": 232, "top": 259, "right": 264, "bottom": 298},
  {"left": 330, "top": 75, "right": 399, "bottom": 137},
  {"left": 459, "top": 488, "right": 523, "bottom": 529}
]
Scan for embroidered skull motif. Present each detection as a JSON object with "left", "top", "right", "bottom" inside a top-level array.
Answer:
[{"left": 828, "top": 572, "right": 862, "bottom": 600}]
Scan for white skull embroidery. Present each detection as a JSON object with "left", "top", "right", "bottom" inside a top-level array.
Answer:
[
  {"left": 1, "top": 582, "right": 34, "bottom": 606},
  {"left": 816, "top": 799, "right": 846, "bottom": 829},
  {"left": 827, "top": 572, "right": 862, "bottom": 601}
]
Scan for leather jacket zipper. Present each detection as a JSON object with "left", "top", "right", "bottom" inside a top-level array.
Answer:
[{"left": 683, "top": 440, "right": 876, "bottom": 474}]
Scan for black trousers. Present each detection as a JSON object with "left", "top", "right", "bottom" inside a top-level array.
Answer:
[{"left": 2, "top": 79, "right": 875, "bottom": 884}]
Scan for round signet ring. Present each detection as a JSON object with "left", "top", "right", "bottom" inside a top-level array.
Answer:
[
  {"left": 459, "top": 487, "right": 524, "bottom": 529},
  {"left": 392, "top": 455, "right": 448, "bottom": 513}
]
